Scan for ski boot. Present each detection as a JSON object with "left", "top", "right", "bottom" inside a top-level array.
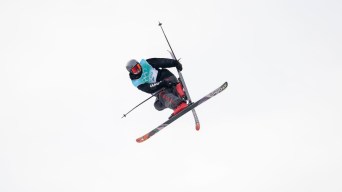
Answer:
[
  {"left": 175, "top": 82, "right": 187, "bottom": 100},
  {"left": 169, "top": 101, "right": 188, "bottom": 119}
]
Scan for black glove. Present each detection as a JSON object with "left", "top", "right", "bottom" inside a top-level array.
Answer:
[{"left": 174, "top": 60, "right": 183, "bottom": 71}]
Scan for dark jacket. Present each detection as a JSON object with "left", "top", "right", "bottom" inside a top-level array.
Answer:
[{"left": 129, "top": 58, "right": 178, "bottom": 94}]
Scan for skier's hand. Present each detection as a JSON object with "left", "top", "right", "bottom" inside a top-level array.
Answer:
[{"left": 175, "top": 60, "right": 183, "bottom": 71}]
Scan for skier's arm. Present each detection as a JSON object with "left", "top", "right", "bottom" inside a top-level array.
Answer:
[
  {"left": 146, "top": 58, "right": 182, "bottom": 70},
  {"left": 137, "top": 81, "right": 164, "bottom": 94}
]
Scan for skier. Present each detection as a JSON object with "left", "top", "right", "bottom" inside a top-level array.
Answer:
[{"left": 126, "top": 58, "right": 188, "bottom": 118}]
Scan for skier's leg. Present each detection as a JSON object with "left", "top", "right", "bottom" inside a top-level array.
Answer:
[
  {"left": 157, "top": 88, "right": 188, "bottom": 118},
  {"left": 169, "top": 84, "right": 188, "bottom": 117},
  {"left": 161, "top": 71, "right": 186, "bottom": 99},
  {"left": 157, "top": 69, "right": 188, "bottom": 117},
  {"left": 157, "top": 88, "right": 183, "bottom": 110},
  {"left": 175, "top": 82, "right": 186, "bottom": 99},
  {"left": 164, "top": 75, "right": 178, "bottom": 85},
  {"left": 154, "top": 97, "right": 166, "bottom": 111}
]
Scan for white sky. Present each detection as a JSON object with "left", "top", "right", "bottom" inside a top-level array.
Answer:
[{"left": 1, "top": 0, "right": 342, "bottom": 191}]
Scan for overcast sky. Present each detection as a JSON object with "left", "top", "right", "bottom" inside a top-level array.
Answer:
[{"left": 1, "top": 0, "right": 342, "bottom": 192}]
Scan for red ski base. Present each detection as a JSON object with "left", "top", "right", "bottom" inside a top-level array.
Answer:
[{"left": 196, "top": 122, "right": 200, "bottom": 131}]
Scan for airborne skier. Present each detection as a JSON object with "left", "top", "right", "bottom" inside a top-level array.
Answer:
[
  {"left": 122, "top": 22, "right": 227, "bottom": 143},
  {"left": 126, "top": 58, "right": 188, "bottom": 118}
]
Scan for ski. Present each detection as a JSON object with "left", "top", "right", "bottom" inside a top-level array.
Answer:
[
  {"left": 168, "top": 50, "right": 201, "bottom": 131},
  {"left": 136, "top": 82, "right": 228, "bottom": 143}
]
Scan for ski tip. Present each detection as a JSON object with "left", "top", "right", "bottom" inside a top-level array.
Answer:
[
  {"left": 196, "top": 123, "right": 200, "bottom": 131},
  {"left": 136, "top": 135, "right": 149, "bottom": 143}
]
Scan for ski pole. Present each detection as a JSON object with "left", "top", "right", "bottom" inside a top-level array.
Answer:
[
  {"left": 121, "top": 89, "right": 164, "bottom": 118},
  {"left": 158, "top": 22, "right": 201, "bottom": 130},
  {"left": 158, "top": 22, "right": 193, "bottom": 101}
]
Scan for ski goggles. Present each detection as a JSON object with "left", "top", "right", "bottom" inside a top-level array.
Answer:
[{"left": 131, "top": 63, "right": 142, "bottom": 74}]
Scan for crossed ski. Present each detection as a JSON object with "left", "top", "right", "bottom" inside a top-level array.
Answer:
[{"left": 136, "top": 82, "right": 228, "bottom": 143}]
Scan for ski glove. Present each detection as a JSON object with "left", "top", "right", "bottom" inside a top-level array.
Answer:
[{"left": 174, "top": 60, "right": 183, "bottom": 71}]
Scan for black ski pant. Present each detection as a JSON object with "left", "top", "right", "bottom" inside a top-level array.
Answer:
[{"left": 154, "top": 74, "right": 183, "bottom": 111}]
